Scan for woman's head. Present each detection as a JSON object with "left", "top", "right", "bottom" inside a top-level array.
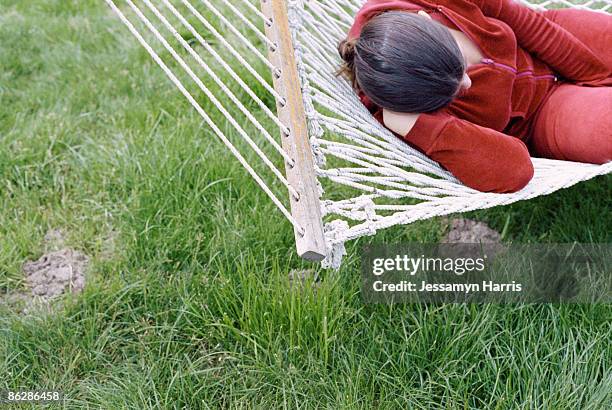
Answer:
[{"left": 337, "top": 11, "right": 467, "bottom": 113}]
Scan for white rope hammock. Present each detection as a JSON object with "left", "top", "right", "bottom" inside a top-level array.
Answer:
[{"left": 105, "top": 0, "right": 612, "bottom": 268}]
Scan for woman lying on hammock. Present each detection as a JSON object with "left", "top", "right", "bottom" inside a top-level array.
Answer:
[{"left": 337, "top": 0, "right": 612, "bottom": 192}]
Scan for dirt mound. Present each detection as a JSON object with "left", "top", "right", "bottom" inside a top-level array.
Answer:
[
  {"left": 23, "top": 248, "right": 88, "bottom": 300},
  {"left": 441, "top": 218, "right": 502, "bottom": 243},
  {"left": 1, "top": 229, "right": 89, "bottom": 314}
]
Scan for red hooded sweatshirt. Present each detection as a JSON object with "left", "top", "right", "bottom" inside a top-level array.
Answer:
[{"left": 347, "top": 0, "right": 612, "bottom": 192}]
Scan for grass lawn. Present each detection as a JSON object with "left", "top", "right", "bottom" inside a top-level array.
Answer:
[{"left": 1, "top": 0, "right": 610, "bottom": 408}]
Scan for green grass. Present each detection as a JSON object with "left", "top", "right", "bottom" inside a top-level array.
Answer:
[{"left": 0, "top": 0, "right": 611, "bottom": 408}]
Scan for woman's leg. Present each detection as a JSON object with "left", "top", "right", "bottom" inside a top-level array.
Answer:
[
  {"left": 543, "top": 8, "right": 612, "bottom": 67},
  {"left": 530, "top": 83, "right": 612, "bottom": 164}
]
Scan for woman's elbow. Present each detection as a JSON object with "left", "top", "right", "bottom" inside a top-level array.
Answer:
[
  {"left": 482, "top": 155, "right": 534, "bottom": 193},
  {"left": 430, "top": 134, "right": 535, "bottom": 193},
  {"left": 458, "top": 153, "right": 534, "bottom": 193},
  {"left": 496, "top": 160, "right": 534, "bottom": 193}
]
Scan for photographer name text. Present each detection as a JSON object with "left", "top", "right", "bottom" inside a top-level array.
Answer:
[{"left": 372, "top": 280, "right": 522, "bottom": 293}]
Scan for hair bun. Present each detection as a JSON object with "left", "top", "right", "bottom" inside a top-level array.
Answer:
[{"left": 338, "top": 38, "right": 357, "bottom": 63}]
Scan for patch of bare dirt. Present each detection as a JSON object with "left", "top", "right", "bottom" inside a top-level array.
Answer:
[
  {"left": 1, "top": 229, "right": 89, "bottom": 314},
  {"left": 23, "top": 248, "right": 88, "bottom": 300},
  {"left": 441, "top": 218, "right": 502, "bottom": 243},
  {"left": 439, "top": 218, "right": 506, "bottom": 260}
]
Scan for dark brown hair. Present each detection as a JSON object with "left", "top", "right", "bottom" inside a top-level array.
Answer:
[{"left": 337, "top": 11, "right": 466, "bottom": 113}]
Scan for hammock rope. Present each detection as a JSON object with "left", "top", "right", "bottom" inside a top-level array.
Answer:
[
  {"left": 104, "top": 0, "right": 305, "bottom": 234},
  {"left": 105, "top": 0, "right": 612, "bottom": 268}
]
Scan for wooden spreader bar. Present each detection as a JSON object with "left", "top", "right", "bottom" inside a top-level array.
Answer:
[{"left": 260, "top": 0, "right": 327, "bottom": 261}]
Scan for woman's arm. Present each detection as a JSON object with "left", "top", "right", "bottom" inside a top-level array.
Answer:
[
  {"left": 383, "top": 109, "right": 420, "bottom": 137},
  {"left": 394, "top": 111, "right": 534, "bottom": 193},
  {"left": 472, "top": 0, "right": 611, "bottom": 82}
]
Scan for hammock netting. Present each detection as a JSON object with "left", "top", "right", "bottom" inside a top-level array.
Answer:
[{"left": 105, "top": 0, "right": 612, "bottom": 268}]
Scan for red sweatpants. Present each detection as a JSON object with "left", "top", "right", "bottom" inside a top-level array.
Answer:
[{"left": 529, "top": 9, "right": 612, "bottom": 164}]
